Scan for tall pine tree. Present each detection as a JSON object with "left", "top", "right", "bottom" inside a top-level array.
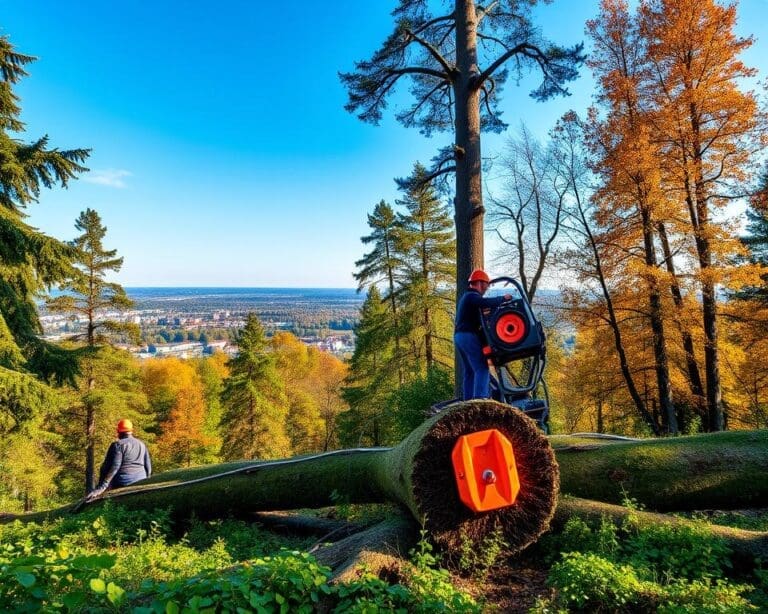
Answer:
[
  {"left": 220, "top": 314, "right": 290, "bottom": 460},
  {"left": 0, "top": 36, "right": 89, "bottom": 420},
  {"left": 396, "top": 162, "right": 455, "bottom": 373},
  {"left": 47, "top": 208, "right": 137, "bottom": 492},
  {"left": 341, "top": 1, "right": 583, "bottom": 301}
]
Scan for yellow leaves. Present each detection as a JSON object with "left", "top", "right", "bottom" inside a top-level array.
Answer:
[{"left": 142, "top": 357, "right": 218, "bottom": 468}]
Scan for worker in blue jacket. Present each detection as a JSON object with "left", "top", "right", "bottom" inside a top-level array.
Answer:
[
  {"left": 86, "top": 419, "right": 151, "bottom": 500},
  {"left": 454, "top": 269, "right": 511, "bottom": 400}
]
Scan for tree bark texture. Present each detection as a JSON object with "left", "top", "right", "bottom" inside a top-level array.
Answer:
[
  {"left": 5, "top": 401, "right": 558, "bottom": 557},
  {"left": 553, "top": 430, "right": 768, "bottom": 510}
]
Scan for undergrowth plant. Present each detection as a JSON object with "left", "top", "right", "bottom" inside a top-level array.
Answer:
[
  {"left": 534, "top": 511, "right": 760, "bottom": 612},
  {"left": 0, "top": 506, "right": 480, "bottom": 612}
]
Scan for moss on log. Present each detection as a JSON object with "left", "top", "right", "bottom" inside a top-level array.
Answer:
[
  {"left": 2, "top": 401, "right": 558, "bottom": 556},
  {"left": 554, "top": 430, "right": 768, "bottom": 511}
]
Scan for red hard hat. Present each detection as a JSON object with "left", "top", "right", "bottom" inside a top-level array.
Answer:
[
  {"left": 117, "top": 419, "right": 133, "bottom": 433},
  {"left": 468, "top": 269, "right": 491, "bottom": 284}
]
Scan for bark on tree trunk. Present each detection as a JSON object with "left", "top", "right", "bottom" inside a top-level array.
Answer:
[
  {"left": 552, "top": 430, "right": 768, "bottom": 510},
  {"left": 640, "top": 208, "right": 677, "bottom": 434},
  {"left": 657, "top": 222, "right": 706, "bottom": 421},
  {"left": 7, "top": 401, "right": 558, "bottom": 557},
  {"left": 85, "top": 395, "right": 95, "bottom": 493},
  {"left": 453, "top": 0, "right": 485, "bottom": 397}
]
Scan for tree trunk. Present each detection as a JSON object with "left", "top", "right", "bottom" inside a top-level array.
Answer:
[
  {"left": 85, "top": 396, "right": 96, "bottom": 493},
  {"left": 454, "top": 0, "right": 484, "bottom": 289},
  {"left": 656, "top": 222, "right": 706, "bottom": 420},
  {"left": 8, "top": 401, "right": 558, "bottom": 557},
  {"left": 552, "top": 430, "right": 768, "bottom": 510},
  {"left": 453, "top": 0, "right": 485, "bottom": 398},
  {"left": 640, "top": 208, "right": 677, "bottom": 434}
]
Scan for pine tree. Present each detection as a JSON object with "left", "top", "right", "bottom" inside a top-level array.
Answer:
[
  {"left": 340, "top": 1, "right": 583, "bottom": 301},
  {"left": 0, "top": 35, "right": 89, "bottom": 422},
  {"left": 340, "top": 286, "right": 399, "bottom": 446},
  {"left": 220, "top": 314, "right": 290, "bottom": 460},
  {"left": 354, "top": 200, "right": 406, "bottom": 384},
  {"left": 396, "top": 162, "right": 455, "bottom": 373},
  {"left": 736, "top": 164, "right": 768, "bottom": 304},
  {"left": 47, "top": 208, "right": 137, "bottom": 492}
]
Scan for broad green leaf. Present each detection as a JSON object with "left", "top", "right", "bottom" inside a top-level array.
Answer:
[{"left": 90, "top": 577, "right": 107, "bottom": 594}]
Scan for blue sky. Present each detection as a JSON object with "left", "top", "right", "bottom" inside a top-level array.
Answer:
[{"left": 3, "top": 1, "right": 767, "bottom": 287}]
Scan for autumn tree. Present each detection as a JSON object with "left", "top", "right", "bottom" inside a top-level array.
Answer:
[
  {"left": 193, "top": 352, "right": 229, "bottom": 460},
  {"left": 556, "top": 112, "right": 660, "bottom": 434},
  {"left": 586, "top": 0, "right": 677, "bottom": 433},
  {"left": 47, "top": 209, "right": 137, "bottom": 491},
  {"left": 156, "top": 369, "right": 214, "bottom": 468},
  {"left": 220, "top": 314, "right": 290, "bottom": 460},
  {"left": 341, "top": 1, "right": 583, "bottom": 301},
  {"left": 0, "top": 35, "right": 89, "bottom": 420},
  {"left": 641, "top": 0, "right": 766, "bottom": 431},
  {"left": 270, "top": 331, "right": 347, "bottom": 454}
]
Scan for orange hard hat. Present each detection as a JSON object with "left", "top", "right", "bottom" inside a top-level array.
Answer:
[
  {"left": 117, "top": 419, "right": 133, "bottom": 433},
  {"left": 468, "top": 269, "right": 491, "bottom": 284}
]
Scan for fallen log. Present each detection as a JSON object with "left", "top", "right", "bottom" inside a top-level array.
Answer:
[
  {"left": 2, "top": 401, "right": 559, "bottom": 556},
  {"left": 554, "top": 430, "right": 768, "bottom": 511}
]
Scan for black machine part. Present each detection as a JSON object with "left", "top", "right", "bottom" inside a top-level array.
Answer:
[{"left": 482, "top": 277, "right": 549, "bottom": 430}]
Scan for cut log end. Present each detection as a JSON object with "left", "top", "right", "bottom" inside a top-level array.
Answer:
[{"left": 411, "top": 400, "right": 559, "bottom": 557}]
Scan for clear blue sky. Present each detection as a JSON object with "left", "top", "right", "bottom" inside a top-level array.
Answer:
[{"left": 3, "top": 1, "right": 767, "bottom": 287}]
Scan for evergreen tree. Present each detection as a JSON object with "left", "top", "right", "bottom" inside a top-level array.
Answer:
[
  {"left": 354, "top": 200, "right": 406, "bottom": 384},
  {"left": 47, "top": 208, "right": 137, "bottom": 492},
  {"left": 396, "top": 162, "right": 455, "bottom": 373},
  {"left": 0, "top": 35, "right": 89, "bottom": 419},
  {"left": 56, "top": 346, "right": 149, "bottom": 501},
  {"left": 736, "top": 165, "right": 768, "bottom": 304},
  {"left": 220, "top": 314, "right": 290, "bottom": 460},
  {"left": 340, "top": 286, "right": 399, "bottom": 446},
  {"left": 341, "top": 1, "right": 583, "bottom": 301}
]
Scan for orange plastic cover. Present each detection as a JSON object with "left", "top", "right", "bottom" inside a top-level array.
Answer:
[{"left": 451, "top": 429, "right": 520, "bottom": 512}]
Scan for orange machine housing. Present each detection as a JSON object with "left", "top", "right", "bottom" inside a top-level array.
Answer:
[{"left": 451, "top": 428, "right": 520, "bottom": 512}]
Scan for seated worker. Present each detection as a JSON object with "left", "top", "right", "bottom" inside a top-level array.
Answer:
[
  {"left": 87, "top": 419, "right": 151, "bottom": 500},
  {"left": 454, "top": 269, "right": 511, "bottom": 400}
]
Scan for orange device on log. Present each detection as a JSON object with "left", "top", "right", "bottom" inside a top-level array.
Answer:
[{"left": 451, "top": 428, "right": 520, "bottom": 512}]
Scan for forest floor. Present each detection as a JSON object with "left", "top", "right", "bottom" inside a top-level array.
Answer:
[{"left": 467, "top": 553, "right": 550, "bottom": 612}]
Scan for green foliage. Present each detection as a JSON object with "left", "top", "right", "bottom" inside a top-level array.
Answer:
[
  {"left": 334, "top": 534, "right": 481, "bottom": 613},
  {"left": 540, "top": 513, "right": 759, "bottom": 612},
  {"left": 0, "top": 36, "right": 89, "bottom": 388},
  {"left": 457, "top": 524, "right": 508, "bottom": 580},
  {"left": 547, "top": 551, "right": 645, "bottom": 611},
  {"left": 387, "top": 366, "right": 454, "bottom": 438},
  {"left": 0, "top": 507, "right": 479, "bottom": 612},
  {"left": 622, "top": 517, "right": 732, "bottom": 581},
  {"left": 220, "top": 313, "right": 290, "bottom": 460}
]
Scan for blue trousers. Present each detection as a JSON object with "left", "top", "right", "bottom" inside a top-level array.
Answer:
[{"left": 454, "top": 332, "right": 490, "bottom": 400}]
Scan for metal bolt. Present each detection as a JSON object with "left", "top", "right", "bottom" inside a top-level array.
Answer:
[{"left": 482, "top": 469, "right": 497, "bottom": 484}]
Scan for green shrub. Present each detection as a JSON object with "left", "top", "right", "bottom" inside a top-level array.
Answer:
[
  {"left": 546, "top": 551, "right": 645, "bottom": 611},
  {"left": 623, "top": 518, "right": 732, "bottom": 581},
  {"left": 457, "top": 525, "right": 508, "bottom": 579}
]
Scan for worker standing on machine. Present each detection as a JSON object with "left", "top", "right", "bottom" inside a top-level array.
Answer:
[{"left": 454, "top": 269, "right": 512, "bottom": 400}]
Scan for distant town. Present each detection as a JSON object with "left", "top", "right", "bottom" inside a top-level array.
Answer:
[{"left": 39, "top": 287, "right": 363, "bottom": 360}]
